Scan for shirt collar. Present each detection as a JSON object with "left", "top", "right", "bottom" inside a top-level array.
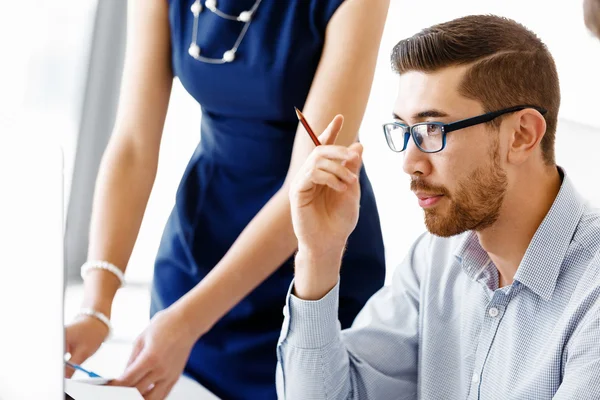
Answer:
[
  {"left": 454, "top": 231, "right": 489, "bottom": 281},
  {"left": 454, "top": 167, "right": 585, "bottom": 301},
  {"left": 514, "top": 168, "right": 585, "bottom": 300}
]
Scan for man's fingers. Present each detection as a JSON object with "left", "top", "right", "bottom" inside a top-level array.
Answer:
[
  {"left": 315, "top": 158, "right": 358, "bottom": 185},
  {"left": 317, "top": 115, "right": 344, "bottom": 145},
  {"left": 343, "top": 143, "right": 364, "bottom": 174},
  {"left": 348, "top": 142, "right": 363, "bottom": 157},
  {"left": 300, "top": 169, "right": 348, "bottom": 192},
  {"left": 311, "top": 144, "right": 355, "bottom": 162},
  {"left": 294, "top": 147, "right": 360, "bottom": 194}
]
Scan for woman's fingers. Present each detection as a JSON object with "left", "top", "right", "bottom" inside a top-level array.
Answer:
[
  {"left": 65, "top": 350, "right": 86, "bottom": 378},
  {"left": 126, "top": 337, "right": 144, "bottom": 368},
  {"left": 145, "top": 379, "right": 177, "bottom": 400},
  {"left": 135, "top": 371, "right": 161, "bottom": 396},
  {"left": 114, "top": 349, "right": 153, "bottom": 387}
]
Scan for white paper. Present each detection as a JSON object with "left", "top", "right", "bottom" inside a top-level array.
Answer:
[
  {"left": 70, "top": 377, "right": 112, "bottom": 385},
  {"left": 167, "top": 374, "right": 221, "bottom": 399},
  {"left": 64, "top": 379, "right": 144, "bottom": 399}
]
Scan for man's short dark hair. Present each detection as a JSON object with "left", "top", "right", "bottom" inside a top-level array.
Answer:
[{"left": 391, "top": 15, "right": 560, "bottom": 165}]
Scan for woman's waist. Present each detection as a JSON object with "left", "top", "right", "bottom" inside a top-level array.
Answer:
[{"left": 198, "top": 115, "right": 296, "bottom": 172}]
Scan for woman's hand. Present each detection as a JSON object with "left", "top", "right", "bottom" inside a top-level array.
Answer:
[
  {"left": 111, "top": 307, "right": 198, "bottom": 400},
  {"left": 64, "top": 317, "right": 110, "bottom": 378}
]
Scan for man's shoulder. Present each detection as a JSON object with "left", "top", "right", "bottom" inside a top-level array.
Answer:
[
  {"left": 572, "top": 204, "right": 600, "bottom": 257},
  {"left": 567, "top": 205, "right": 600, "bottom": 299}
]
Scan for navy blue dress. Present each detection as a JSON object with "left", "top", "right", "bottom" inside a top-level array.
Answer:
[{"left": 151, "top": 1, "right": 385, "bottom": 398}]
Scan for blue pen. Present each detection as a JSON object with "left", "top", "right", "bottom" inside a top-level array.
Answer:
[{"left": 65, "top": 360, "right": 103, "bottom": 378}]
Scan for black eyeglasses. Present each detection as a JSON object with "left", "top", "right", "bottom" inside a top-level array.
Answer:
[{"left": 382, "top": 105, "right": 548, "bottom": 153}]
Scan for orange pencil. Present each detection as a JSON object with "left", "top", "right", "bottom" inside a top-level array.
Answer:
[{"left": 294, "top": 107, "right": 321, "bottom": 146}]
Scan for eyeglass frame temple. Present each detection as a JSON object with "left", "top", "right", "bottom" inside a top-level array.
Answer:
[{"left": 443, "top": 105, "right": 548, "bottom": 133}]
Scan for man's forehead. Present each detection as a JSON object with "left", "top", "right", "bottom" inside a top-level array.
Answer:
[
  {"left": 396, "top": 67, "right": 467, "bottom": 99},
  {"left": 393, "top": 66, "right": 477, "bottom": 121}
]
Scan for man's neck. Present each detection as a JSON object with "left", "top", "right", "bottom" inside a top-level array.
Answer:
[{"left": 476, "top": 166, "right": 562, "bottom": 287}]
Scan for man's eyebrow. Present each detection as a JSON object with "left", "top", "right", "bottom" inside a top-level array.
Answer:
[
  {"left": 413, "top": 109, "right": 449, "bottom": 119},
  {"left": 392, "top": 109, "right": 449, "bottom": 122}
]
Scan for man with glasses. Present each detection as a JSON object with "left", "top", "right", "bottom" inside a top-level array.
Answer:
[{"left": 276, "top": 15, "right": 600, "bottom": 399}]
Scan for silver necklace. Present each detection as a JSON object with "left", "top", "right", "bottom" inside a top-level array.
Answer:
[{"left": 188, "top": 0, "right": 263, "bottom": 64}]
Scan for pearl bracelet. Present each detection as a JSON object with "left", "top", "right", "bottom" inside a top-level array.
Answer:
[
  {"left": 77, "top": 308, "right": 113, "bottom": 339},
  {"left": 81, "top": 260, "right": 125, "bottom": 288}
]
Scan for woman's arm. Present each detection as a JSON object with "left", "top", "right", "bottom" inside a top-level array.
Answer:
[
  {"left": 81, "top": 0, "right": 173, "bottom": 318},
  {"left": 175, "top": 0, "right": 390, "bottom": 337}
]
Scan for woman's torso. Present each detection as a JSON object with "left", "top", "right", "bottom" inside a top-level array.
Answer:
[{"left": 151, "top": 1, "right": 386, "bottom": 398}]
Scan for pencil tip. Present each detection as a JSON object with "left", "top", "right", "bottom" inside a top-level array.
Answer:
[{"left": 294, "top": 107, "right": 302, "bottom": 119}]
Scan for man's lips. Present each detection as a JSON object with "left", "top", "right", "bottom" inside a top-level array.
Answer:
[{"left": 414, "top": 192, "right": 444, "bottom": 208}]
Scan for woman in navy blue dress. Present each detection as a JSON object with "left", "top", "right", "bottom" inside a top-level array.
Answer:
[{"left": 65, "top": 0, "right": 389, "bottom": 398}]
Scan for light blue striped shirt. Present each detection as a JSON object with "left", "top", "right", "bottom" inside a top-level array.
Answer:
[{"left": 276, "top": 171, "right": 600, "bottom": 399}]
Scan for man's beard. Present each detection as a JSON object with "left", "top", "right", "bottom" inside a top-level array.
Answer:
[{"left": 411, "top": 142, "right": 508, "bottom": 237}]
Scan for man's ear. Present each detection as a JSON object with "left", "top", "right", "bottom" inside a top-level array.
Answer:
[
  {"left": 506, "top": 108, "right": 547, "bottom": 165},
  {"left": 584, "top": 0, "right": 600, "bottom": 39}
]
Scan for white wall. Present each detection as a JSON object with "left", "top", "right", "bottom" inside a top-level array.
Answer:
[{"left": 0, "top": 1, "right": 97, "bottom": 214}]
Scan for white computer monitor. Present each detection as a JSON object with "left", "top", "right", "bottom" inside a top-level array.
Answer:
[{"left": 0, "top": 139, "right": 64, "bottom": 400}]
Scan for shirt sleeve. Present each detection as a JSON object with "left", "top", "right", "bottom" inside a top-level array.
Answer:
[
  {"left": 276, "top": 234, "right": 429, "bottom": 400},
  {"left": 553, "top": 307, "right": 600, "bottom": 399}
]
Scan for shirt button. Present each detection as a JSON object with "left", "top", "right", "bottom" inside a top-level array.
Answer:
[
  {"left": 472, "top": 373, "right": 480, "bottom": 383},
  {"left": 488, "top": 307, "right": 499, "bottom": 318}
]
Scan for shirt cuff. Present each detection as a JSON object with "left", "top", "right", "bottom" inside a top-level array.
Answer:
[{"left": 282, "top": 279, "right": 341, "bottom": 349}]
